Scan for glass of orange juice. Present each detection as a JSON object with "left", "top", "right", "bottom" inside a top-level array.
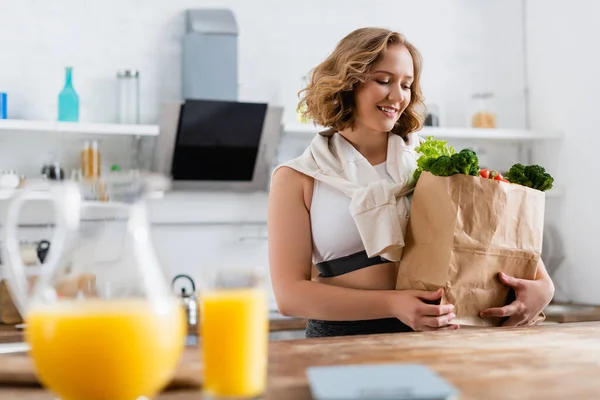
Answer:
[
  {"left": 1, "top": 176, "right": 187, "bottom": 400},
  {"left": 199, "top": 269, "right": 269, "bottom": 399}
]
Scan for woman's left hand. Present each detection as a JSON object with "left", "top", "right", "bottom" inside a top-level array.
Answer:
[{"left": 480, "top": 269, "right": 555, "bottom": 327}]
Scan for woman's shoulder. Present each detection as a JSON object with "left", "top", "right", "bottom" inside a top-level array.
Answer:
[
  {"left": 270, "top": 165, "right": 315, "bottom": 211},
  {"left": 272, "top": 164, "right": 311, "bottom": 184}
]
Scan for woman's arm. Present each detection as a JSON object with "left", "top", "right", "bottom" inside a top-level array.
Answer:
[
  {"left": 480, "top": 259, "right": 555, "bottom": 326},
  {"left": 267, "top": 167, "right": 456, "bottom": 330}
]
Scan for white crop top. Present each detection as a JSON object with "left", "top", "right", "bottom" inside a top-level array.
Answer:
[{"left": 310, "top": 162, "right": 396, "bottom": 265}]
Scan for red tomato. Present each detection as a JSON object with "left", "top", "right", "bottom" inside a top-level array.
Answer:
[{"left": 479, "top": 169, "right": 491, "bottom": 179}]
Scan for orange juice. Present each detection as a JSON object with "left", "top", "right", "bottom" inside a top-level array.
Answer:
[
  {"left": 25, "top": 298, "right": 186, "bottom": 400},
  {"left": 200, "top": 288, "right": 269, "bottom": 398}
]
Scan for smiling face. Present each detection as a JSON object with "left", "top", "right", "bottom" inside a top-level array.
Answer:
[{"left": 354, "top": 44, "right": 415, "bottom": 134}]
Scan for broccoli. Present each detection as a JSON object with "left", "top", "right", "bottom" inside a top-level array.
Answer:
[
  {"left": 505, "top": 163, "right": 554, "bottom": 192},
  {"left": 420, "top": 149, "right": 480, "bottom": 178},
  {"left": 413, "top": 138, "right": 480, "bottom": 180},
  {"left": 450, "top": 149, "right": 479, "bottom": 176},
  {"left": 422, "top": 157, "right": 440, "bottom": 171},
  {"left": 424, "top": 155, "right": 455, "bottom": 176},
  {"left": 505, "top": 163, "right": 527, "bottom": 183},
  {"left": 414, "top": 157, "right": 441, "bottom": 180}
]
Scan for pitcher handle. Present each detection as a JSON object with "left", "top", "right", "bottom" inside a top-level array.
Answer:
[{"left": 2, "top": 182, "right": 81, "bottom": 317}]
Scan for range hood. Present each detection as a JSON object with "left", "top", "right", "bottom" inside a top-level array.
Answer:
[{"left": 152, "top": 99, "right": 283, "bottom": 192}]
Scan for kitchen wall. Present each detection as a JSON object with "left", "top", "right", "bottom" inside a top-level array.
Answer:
[
  {"left": 525, "top": 0, "right": 599, "bottom": 304},
  {"left": 0, "top": 0, "right": 526, "bottom": 128},
  {"left": 0, "top": 1, "right": 543, "bottom": 305}
]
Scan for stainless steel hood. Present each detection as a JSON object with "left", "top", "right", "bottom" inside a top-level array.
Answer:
[{"left": 152, "top": 100, "right": 283, "bottom": 192}]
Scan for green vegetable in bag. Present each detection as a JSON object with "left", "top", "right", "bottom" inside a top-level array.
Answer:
[
  {"left": 413, "top": 137, "right": 479, "bottom": 180},
  {"left": 505, "top": 163, "right": 554, "bottom": 192},
  {"left": 413, "top": 136, "right": 455, "bottom": 181}
]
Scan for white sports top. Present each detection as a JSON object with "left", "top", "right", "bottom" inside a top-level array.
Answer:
[{"left": 310, "top": 162, "right": 395, "bottom": 265}]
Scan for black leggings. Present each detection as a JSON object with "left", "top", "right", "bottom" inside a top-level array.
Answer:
[{"left": 305, "top": 318, "right": 413, "bottom": 338}]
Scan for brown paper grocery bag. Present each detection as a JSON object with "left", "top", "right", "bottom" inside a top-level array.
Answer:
[{"left": 396, "top": 171, "right": 545, "bottom": 327}]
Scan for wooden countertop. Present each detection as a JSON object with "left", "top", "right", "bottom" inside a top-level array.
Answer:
[
  {"left": 3, "top": 321, "right": 600, "bottom": 399},
  {"left": 0, "top": 317, "right": 308, "bottom": 341}
]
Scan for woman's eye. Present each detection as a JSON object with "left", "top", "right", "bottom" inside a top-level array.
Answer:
[
  {"left": 377, "top": 80, "right": 390, "bottom": 85},
  {"left": 402, "top": 85, "right": 411, "bottom": 90}
]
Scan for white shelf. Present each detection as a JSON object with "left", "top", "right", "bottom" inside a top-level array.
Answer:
[
  {"left": 284, "top": 122, "right": 563, "bottom": 141},
  {"left": 0, "top": 119, "right": 159, "bottom": 137}
]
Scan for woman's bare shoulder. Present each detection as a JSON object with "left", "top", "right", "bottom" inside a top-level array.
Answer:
[{"left": 270, "top": 166, "right": 314, "bottom": 210}]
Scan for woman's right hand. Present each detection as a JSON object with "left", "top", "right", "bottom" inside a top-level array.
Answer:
[{"left": 390, "top": 288, "right": 458, "bottom": 331}]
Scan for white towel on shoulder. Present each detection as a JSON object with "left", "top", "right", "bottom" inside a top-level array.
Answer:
[{"left": 272, "top": 129, "right": 421, "bottom": 262}]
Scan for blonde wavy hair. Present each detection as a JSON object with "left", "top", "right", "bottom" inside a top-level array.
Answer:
[{"left": 298, "top": 27, "right": 425, "bottom": 138}]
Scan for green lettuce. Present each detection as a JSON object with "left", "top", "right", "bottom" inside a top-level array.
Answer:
[{"left": 413, "top": 136, "right": 455, "bottom": 181}]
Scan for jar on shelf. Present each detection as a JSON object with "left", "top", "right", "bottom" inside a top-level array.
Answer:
[
  {"left": 470, "top": 92, "right": 496, "bottom": 129},
  {"left": 117, "top": 70, "right": 140, "bottom": 124},
  {"left": 81, "top": 140, "right": 101, "bottom": 180},
  {"left": 424, "top": 103, "right": 440, "bottom": 127}
]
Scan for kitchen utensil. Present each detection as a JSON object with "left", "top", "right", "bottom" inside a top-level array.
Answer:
[
  {"left": 40, "top": 162, "right": 64, "bottom": 180},
  {"left": 0, "top": 173, "right": 186, "bottom": 400},
  {"left": 172, "top": 274, "right": 199, "bottom": 329},
  {"left": 36, "top": 240, "right": 50, "bottom": 264}
]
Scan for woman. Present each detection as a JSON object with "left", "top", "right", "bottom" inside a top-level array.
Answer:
[{"left": 267, "top": 27, "right": 555, "bottom": 338}]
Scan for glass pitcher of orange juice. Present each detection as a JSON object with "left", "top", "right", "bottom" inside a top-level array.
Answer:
[{"left": 1, "top": 174, "right": 186, "bottom": 400}]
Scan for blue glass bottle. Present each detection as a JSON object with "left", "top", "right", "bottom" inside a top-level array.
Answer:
[{"left": 58, "top": 67, "right": 79, "bottom": 122}]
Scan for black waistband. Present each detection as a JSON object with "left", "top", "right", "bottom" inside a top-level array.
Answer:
[{"left": 315, "top": 250, "right": 388, "bottom": 278}]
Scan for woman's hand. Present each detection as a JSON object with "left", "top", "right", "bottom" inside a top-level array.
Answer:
[
  {"left": 480, "top": 270, "right": 555, "bottom": 327},
  {"left": 390, "top": 288, "right": 458, "bottom": 331}
]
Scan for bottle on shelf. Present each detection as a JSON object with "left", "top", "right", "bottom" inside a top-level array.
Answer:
[
  {"left": 58, "top": 67, "right": 80, "bottom": 122},
  {"left": 81, "top": 140, "right": 101, "bottom": 180}
]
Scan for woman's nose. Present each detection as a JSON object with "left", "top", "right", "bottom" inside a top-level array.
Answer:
[{"left": 388, "top": 83, "right": 404, "bottom": 102}]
